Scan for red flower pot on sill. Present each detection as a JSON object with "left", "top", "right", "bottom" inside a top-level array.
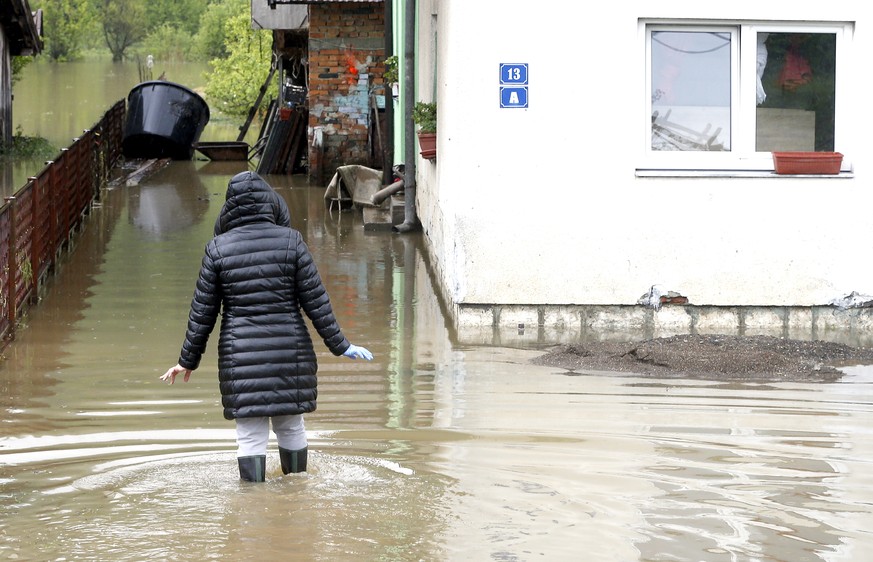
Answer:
[
  {"left": 772, "top": 151, "right": 843, "bottom": 175},
  {"left": 417, "top": 132, "right": 436, "bottom": 160}
]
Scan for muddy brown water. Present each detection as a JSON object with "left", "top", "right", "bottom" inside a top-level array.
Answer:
[
  {"left": 3, "top": 57, "right": 873, "bottom": 559},
  {"left": 1, "top": 160, "right": 872, "bottom": 561}
]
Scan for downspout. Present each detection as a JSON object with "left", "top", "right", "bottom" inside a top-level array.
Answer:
[
  {"left": 393, "top": 0, "right": 419, "bottom": 233},
  {"left": 382, "top": 0, "right": 394, "bottom": 185}
]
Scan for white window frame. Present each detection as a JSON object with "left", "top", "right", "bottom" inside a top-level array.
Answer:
[{"left": 640, "top": 20, "right": 852, "bottom": 174}]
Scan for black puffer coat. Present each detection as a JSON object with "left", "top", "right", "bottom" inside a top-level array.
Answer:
[{"left": 177, "top": 171, "right": 350, "bottom": 419}]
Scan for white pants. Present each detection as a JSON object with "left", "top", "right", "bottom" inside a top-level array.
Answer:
[{"left": 235, "top": 414, "right": 307, "bottom": 457}]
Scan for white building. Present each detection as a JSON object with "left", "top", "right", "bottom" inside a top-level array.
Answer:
[{"left": 410, "top": 1, "right": 873, "bottom": 344}]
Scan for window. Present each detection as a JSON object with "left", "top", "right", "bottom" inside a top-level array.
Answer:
[
  {"left": 643, "top": 22, "right": 849, "bottom": 172},
  {"left": 756, "top": 32, "right": 836, "bottom": 153},
  {"left": 651, "top": 29, "right": 733, "bottom": 152}
]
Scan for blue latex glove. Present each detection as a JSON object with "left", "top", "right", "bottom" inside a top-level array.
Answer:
[{"left": 343, "top": 344, "right": 373, "bottom": 360}]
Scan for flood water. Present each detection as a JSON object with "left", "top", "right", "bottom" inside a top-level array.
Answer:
[
  {"left": 6, "top": 58, "right": 246, "bottom": 195},
  {"left": 1, "top": 160, "right": 872, "bottom": 561},
  {"left": 3, "top": 61, "right": 873, "bottom": 561}
]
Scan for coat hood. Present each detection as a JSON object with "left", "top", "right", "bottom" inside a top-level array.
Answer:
[{"left": 213, "top": 171, "right": 291, "bottom": 236}]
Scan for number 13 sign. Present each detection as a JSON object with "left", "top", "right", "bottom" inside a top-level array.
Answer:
[{"left": 500, "top": 63, "right": 528, "bottom": 85}]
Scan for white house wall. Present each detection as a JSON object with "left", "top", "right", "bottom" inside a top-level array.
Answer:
[{"left": 414, "top": 1, "right": 873, "bottom": 340}]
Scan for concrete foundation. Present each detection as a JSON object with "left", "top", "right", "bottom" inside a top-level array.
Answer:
[{"left": 454, "top": 303, "right": 873, "bottom": 347}]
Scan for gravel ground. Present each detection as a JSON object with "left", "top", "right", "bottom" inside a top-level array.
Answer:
[{"left": 530, "top": 334, "right": 873, "bottom": 382}]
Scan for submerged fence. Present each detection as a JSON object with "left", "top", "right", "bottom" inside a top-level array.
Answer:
[{"left": 0, "top": 99, "right": 125, "bottom": 347}]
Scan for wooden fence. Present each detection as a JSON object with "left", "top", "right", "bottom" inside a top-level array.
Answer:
[{"left": 0, "top": 99, "right": 125, "bottom": 346}]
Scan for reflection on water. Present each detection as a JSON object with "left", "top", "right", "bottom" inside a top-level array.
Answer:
[
  {"left": 129, "top": 162, "right": 211, "bottom": 237},
  {"left": 2, "top": 162, "right": 873, "bottom": 560}
]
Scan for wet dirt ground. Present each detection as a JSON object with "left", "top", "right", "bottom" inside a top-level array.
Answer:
[{"left": 531, "top": 334, "right": 873, "bottom": 382}]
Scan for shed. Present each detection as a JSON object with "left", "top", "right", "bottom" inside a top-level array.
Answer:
[{"left": 0, "top": 0, "right": 42, "bottom": 143}]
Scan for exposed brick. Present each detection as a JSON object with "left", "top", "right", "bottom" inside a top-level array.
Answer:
[{"left": 306, "top": 2, "right": 384, "bottom": 179}]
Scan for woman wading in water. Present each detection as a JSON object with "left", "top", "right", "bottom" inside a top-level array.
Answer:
[{"left": 161, "top": 171, "right": 373, "bottom": 481}]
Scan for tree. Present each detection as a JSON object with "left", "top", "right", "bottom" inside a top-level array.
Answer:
[
  {"left": 37, "top": 0, "right": 97, "bottom": 61},
  {"left": 204, "top": 10, "right": 273, "bottom": 118},
  {"left": 143, "top": 0, "right": 206, "bottom": 36},
  {"left": 102, "top": 0, "right": 147, "bottom": 61},
  {"left": 192, "top": 0, "right": 248, "bottom": 62}
]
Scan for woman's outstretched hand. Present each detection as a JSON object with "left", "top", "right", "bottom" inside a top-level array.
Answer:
[
  {"left": 161, "top": 364, "right": 192, "bottom": 384},
  {"left": 343, "top": 344, "right": 373, "bottom": 360}
]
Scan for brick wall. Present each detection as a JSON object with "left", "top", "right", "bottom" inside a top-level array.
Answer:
[{"left": 308, "top": 3, "right": 385, "bottom": 183}]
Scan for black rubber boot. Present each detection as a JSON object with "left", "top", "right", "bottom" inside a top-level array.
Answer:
[
  {"left": 279, "top": 447, "right": 308, "bottom": 474},
  {"left": 237, "top": 455, "right": 266, "bottom": 482}
]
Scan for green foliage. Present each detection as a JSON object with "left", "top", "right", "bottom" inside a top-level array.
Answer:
[
  {"left": 383, "top": 55, "right": 398, "bottom": 84},
  {"left": 103, "top": 0, "right": 224, "bottom": 62},
  {"left": 132, "top": 23, "right": 194, "bottom": 62},
  {"left": 143, "top": 0, "right": 206, "bottom": 36},
  {"left": 33, "top": 0, "right": 252, "bottom": 63},
  {"left": 37, "top": 0, "right": 97, "bottom": 61},
  {"left": 192, "top": 0, "right": 249, "bottom": 62},
  {"left": 413, "top": 102, "right": 437, "bottom": 133},
  {"left": 17, "top": 251, "right": 33, "bottom": 286},
  {"left": 11, "top": 57, "right": 33, "bottom": 84},
  {"left": 204, "top": 11, "right": 273, "bottom": 118},
  {"left": 0, "top": 127, "right": 57, "bottom": 160},
  {"left": 102, "top": 0, "right": 148, "bottom": 61}
]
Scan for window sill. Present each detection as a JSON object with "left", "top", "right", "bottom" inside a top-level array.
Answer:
[{"left": 635, "top": 169, "right": 854, "bottom": 179}]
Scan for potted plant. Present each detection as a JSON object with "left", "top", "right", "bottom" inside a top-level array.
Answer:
[
  {"left": 383, "top": 56, "right": 400, "bottom": 101},
  {"left": 383, "top": 55, "right": 398, "bottom": 85},
  {"left": 413, "top": 101, "right": 437, "bottom": 160}
]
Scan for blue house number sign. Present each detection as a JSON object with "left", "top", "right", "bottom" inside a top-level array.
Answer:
[
  {"left": 499, "top": 63, "right": 528, "bottom": 109},
  {"left": 500, "top": 63, "right": 528, "bottom": 85}
]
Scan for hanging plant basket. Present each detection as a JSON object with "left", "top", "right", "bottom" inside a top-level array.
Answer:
[{"left": 772, "top": 152, "right": 843, "bottom": 175}]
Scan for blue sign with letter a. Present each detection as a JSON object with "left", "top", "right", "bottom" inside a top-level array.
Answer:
[{"left": 500, "top": 87, "right": 528, "bottom": 109}]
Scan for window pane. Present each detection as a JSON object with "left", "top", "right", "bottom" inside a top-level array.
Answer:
[
  {"left": 651, "top": 31, "right": 731, "bottom": 151},
  {"left": 755, "top": 32, "right": 836, "bottom": 152}
]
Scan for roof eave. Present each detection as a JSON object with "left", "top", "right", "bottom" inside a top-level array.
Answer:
[{"left": 0, "top": 2, "right": 43, "bottom": 56}]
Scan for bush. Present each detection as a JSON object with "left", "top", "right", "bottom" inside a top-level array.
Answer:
[
  {"left": 132, "top": 24, "right": 194, "bottom": 62},
  {"left": 0, "top": 127, "right": 56, "bottom": 160}
]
